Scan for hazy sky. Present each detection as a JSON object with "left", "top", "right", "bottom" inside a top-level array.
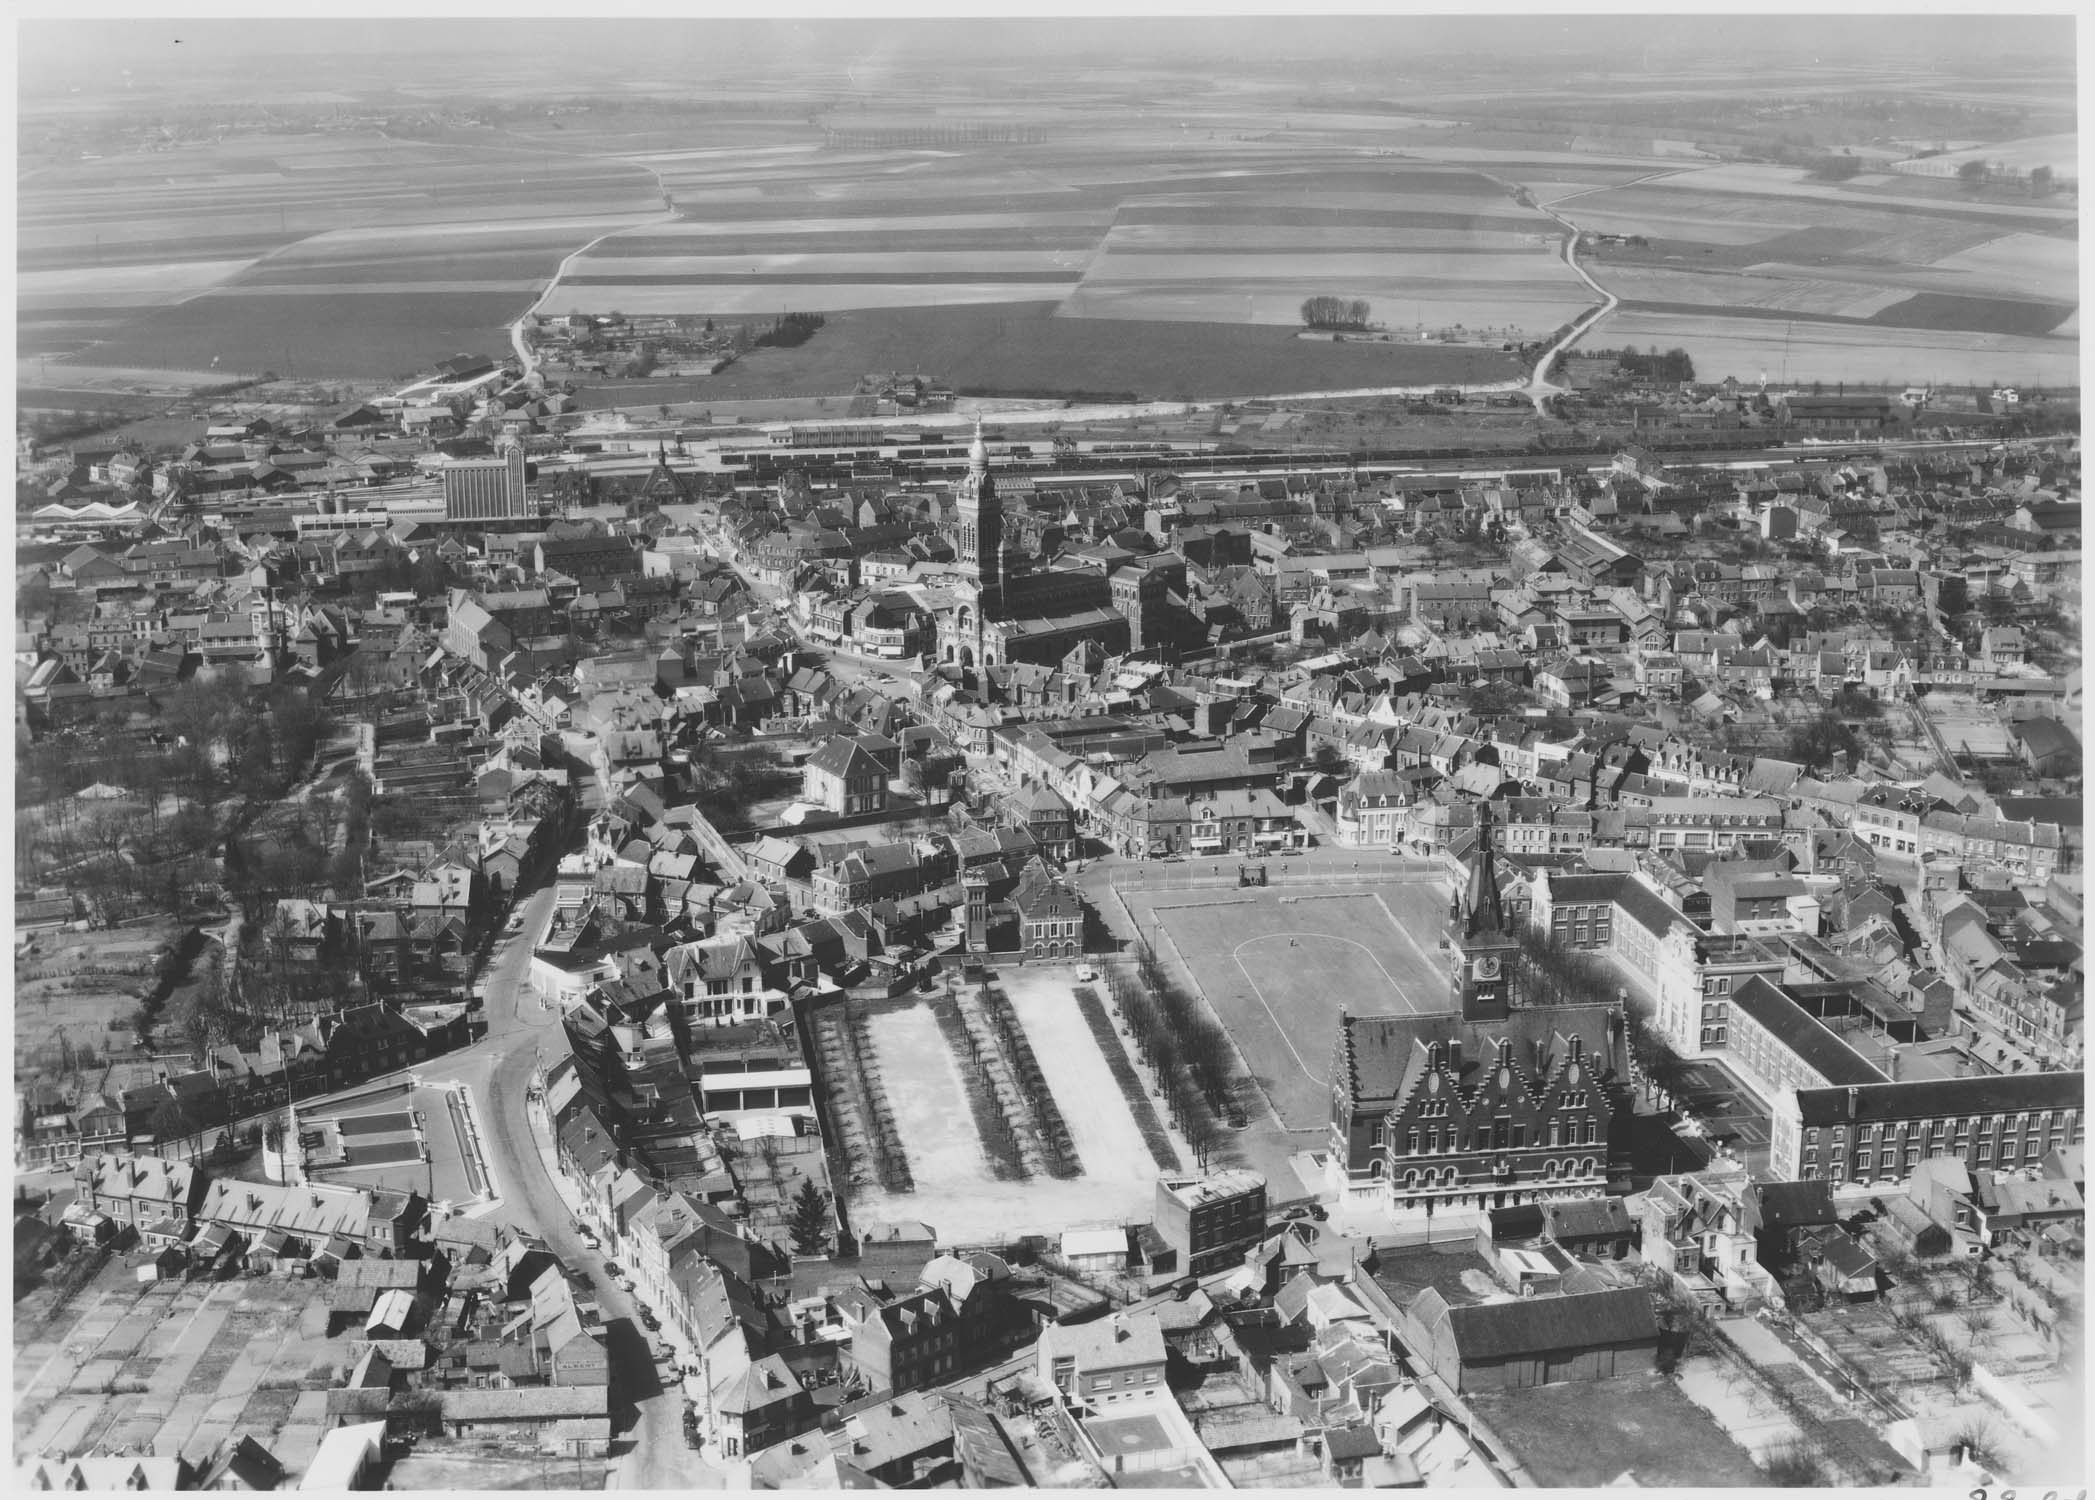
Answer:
[{"left": 20, "top": 13, "right": 2076, "bottom": 88}]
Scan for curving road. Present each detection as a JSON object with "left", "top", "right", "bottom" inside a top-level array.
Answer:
[
  {"left": 1505, "top": 170, "right": 1679, "bottom": 415},
  {"left": 437, "top": 883, "right": 722, "bottom": 1488}
]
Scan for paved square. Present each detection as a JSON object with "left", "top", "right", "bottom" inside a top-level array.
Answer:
[
  {"left": 1128, "top": 885, "right": 1455, "bottom": 1130},
  {"left": 849, "top": 972, "right": 1192, "bottom": 1244}
]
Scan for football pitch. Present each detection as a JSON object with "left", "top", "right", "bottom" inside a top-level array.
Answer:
[{"left": 1129, "top": 884, "right": 1456, "bottom": 1130}]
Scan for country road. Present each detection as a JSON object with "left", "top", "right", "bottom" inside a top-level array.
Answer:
[{"left": 1510, "top": 170, "right": 1678, "bottom": 414}]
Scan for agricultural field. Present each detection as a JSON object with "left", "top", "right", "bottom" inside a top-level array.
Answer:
[
  {"left": 536, "top": 141, "right": 1583, "bottom": 394},
  {"left": 1596, "top": 310, "right": 2078, "bottom": 390},
  {"left": 1559, "top": 160, "right": 2076, "bottom": 382},
  {"left": 19, "top": 131, "right": 661, "bottom": 379},
  {"left": 633, "top": 300, "right": 1521, "bottom": 404},
  {"left": 17, "top": 53, "right": 2078, "bottom": 395}
]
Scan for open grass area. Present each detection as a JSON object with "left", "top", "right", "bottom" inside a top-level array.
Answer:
[
  {"left": 1124, "top": 882, "right": 1454, "bottom": 1130},
  {"left": 77, "top": 290, "right": 528, "bottom": 382},
  {"left": 587, "top": 300, "right": 1520, "bottom": 404},
  {"left": 1469, "top": 1372, "right": 1768, "bottom": 1487}
]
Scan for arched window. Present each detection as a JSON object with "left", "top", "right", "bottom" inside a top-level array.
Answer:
[{"left": 1402, "top": 1169, "right": 1416, "bottom": 1190}]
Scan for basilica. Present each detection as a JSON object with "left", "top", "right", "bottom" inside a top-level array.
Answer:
[{"left": 932, "top": 425, "right": 1132, "bottom": 672}]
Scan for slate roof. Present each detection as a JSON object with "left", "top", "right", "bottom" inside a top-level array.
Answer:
[
  {"left": 1435, "top": 1287, "right": 1658, "bottom": 1359},
  {"left": 1749, "top": 1179, "right": 1837, "bottom": 1233},
  {"left": 1792, "top": 1072, "right": 2086, "bottom": 1127},
  {"left": 1729, "top": 977, "right": 1887, "bottom": 1088}
]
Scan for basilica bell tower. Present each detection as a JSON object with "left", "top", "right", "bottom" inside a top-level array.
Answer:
[{"left": 954, "top": 419, "right": 1003, "bottom": 613}]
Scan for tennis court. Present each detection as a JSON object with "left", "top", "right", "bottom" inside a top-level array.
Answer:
[
  {"left": 340, "top": 1138, "right": 424, "bottom": 1168},
  {"left": 333, "top": 1111, "right": 414, "bottom": 1137}
]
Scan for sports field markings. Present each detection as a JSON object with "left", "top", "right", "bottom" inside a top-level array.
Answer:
[
  {"left": 1366, "top": 890, "right": 1454, "bottom": 996},
  {"left": 1229, "top": 930, "right": 1425, "bottom": 1086}
]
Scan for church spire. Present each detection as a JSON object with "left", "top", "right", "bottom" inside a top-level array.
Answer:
[{"left": 1464, "top": 800, "right": 1508, "bottom": 940}]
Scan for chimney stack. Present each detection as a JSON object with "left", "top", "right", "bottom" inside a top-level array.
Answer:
[{"left": 1846, "top": 1086, "right": 1860, "bottom": 1119}]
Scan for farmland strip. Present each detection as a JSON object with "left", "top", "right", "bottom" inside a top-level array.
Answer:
[
  {"left": 1618, "top": 296, "right": 2074, "bottom": 337},
  {"left": 559, "top": 270, "right": 1086, "bottom": 285}
]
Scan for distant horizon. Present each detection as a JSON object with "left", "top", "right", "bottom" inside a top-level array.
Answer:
[{"left": 19, "top": 14, "right": 2078, "bottom": 104}]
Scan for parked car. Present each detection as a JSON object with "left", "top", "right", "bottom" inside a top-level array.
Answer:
[
  {"left": 603, "top": 1259, "right": 623, "bottom": 1281},
  {"left": 638, "top": 1307, "right": 660, "bottom": 1331},
  {"left": 1076, "top": 966, "right": 1098, "bottom": 982}
]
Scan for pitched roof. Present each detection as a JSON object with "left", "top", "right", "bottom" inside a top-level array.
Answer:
[
  {"left": 1436, "top": 1287, "right": 1658, "bottom": 1360},
  {"left": 1793, "top": 1072, "right": 2086, "bottom": 1127}
]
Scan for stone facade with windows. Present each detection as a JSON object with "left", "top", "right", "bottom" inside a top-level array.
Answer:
[
  {"left": 1327, "top": 813, "right": 1635, "bottom": 1231},
  {"left": 1770, "top": 1074, "right": 2085, "bottom": 1185}
]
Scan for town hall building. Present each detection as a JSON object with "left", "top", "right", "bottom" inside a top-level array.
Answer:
[{"left": 1326, "top": 808, "right": 1637, "bottom": 1229}]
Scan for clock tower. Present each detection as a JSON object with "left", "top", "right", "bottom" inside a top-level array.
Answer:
[{"left": 1451, "top": 802, "right": 1519, "bottom": 1022}]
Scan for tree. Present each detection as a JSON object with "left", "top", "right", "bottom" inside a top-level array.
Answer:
[
  {"left": 1464, "top": 680, "right": 1525, "bottom": 718},
  {"left": 1299, "top": 296, "right": 1371, "bottom": 332},
  {"left": 1957, "top": 158, "right": 1988, "bottom": 187},
  {"left": 788, "top": 1178, "right": 830, "bottom": 1255},
  {"left": 2030, "top": 164, "right": 2054, "bottom": 195},
  {"left": 1787, "top": 707, "right": 1862, "bottom": 776}
]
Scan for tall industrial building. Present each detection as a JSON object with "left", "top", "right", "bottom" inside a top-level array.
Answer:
[{"left": 442, "top": 444, "right": 528, "bottom": 521}]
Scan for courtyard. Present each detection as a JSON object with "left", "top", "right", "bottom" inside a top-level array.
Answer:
[{"left": 1670, "top": 1057, "right": 1775, "bottom": 1175}]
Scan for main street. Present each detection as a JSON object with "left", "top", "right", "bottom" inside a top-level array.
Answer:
[{"left": 436, "top": 883, "right": 723, "bottom": 1489}]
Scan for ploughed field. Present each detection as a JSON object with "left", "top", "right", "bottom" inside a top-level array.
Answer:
[
  {"left": 539, "top": 144, "right": 1578, "bottom": 395},
  {"left": 1566, "top": 159, "right": 2078, "bottom": 385},
  {"left": 18, "top": 131, "right": 660, "bottom": 379},
  {"left": 20, "top": 93, "right": 2076, "bottom": 391}
]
